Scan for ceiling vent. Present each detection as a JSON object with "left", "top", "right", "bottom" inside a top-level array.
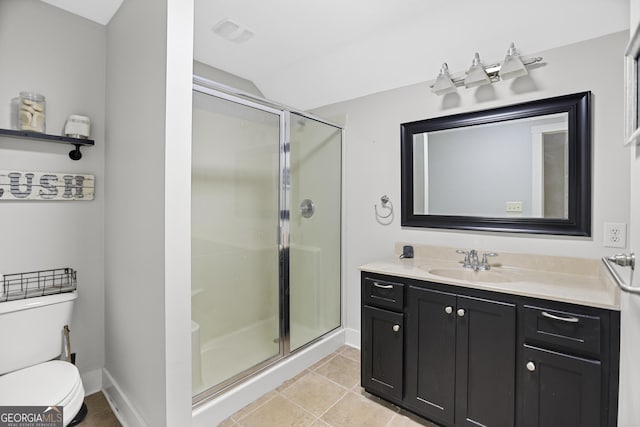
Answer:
[{"left": 212, "top": 19, "right": 255, "bottom": 44}]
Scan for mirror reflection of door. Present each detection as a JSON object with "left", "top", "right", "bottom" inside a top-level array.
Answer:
[
  {"left": 543, "top": 131, "right": 568, "bottom": 218},
  {"left": 530, "top": 121, "right": 568, "bottom": 218},
  {"left": 416, "top": 112, "right": 569, "bottom": 219}
]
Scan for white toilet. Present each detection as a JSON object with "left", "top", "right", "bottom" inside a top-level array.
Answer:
[{"left": 0, "top": 292, "right": 86, "bottom": 426}]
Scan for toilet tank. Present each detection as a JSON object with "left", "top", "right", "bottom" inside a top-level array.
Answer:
[{"left": 0, "top": 292, "right": 77, "bottom": 375}]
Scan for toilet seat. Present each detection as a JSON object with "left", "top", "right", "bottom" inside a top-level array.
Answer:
[{"left": 0, "top": 360, "right": 85, "bottom": 426}]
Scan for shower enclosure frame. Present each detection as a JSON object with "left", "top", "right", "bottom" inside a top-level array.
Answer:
[{"left": 191, "top": 76, "right": 343, "bottom": 406}]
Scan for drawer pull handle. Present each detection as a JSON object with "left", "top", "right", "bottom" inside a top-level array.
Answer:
[
  {"left": 541, "top": 311, "right": 579, "bottom": 323},
  {"left": 457, "top": 308, "right": 465, "bottom": 317},
  {"left": 526, "top": 361, "right": 536, "bottom": 372},
  {"left": 393, "top": 324, "right": 400, "bottom": 332},
  {"left": 373, "top": 282, "right": 394, "bottom": 289},
  {"left": 445, "top": 306, "right": 453, "bottom": 314}
]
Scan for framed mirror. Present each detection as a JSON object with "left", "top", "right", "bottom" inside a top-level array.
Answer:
[
  {"left": 401, "top": 92, "right": 591, "bottom": 236},
  {"left": 625, "top": 21, "right": 640, "bottom": 145}
]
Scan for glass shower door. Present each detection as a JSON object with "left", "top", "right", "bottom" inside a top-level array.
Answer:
[
  {"left": 191, "top": 89, "right": 282, "bottom": 396},
  {"left": 289, "top": 113, "right": 342, "bottom": 350}
]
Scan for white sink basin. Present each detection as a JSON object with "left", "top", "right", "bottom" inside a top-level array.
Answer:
[{"left": 422, "top": 267, "right": 520, "bottom": 283}]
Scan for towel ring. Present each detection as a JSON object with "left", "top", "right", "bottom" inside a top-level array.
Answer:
[{"left": 375, "top": 195, "right": 394, "bottom": 224}]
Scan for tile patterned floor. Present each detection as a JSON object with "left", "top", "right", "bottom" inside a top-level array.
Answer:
[
  {"left": 77, "top": 391, "right": 121, "bottom": 427},
  {"left": 75, "top": 346, "right": 438, "bottom": 426},
  {"left": 219, "top": 346, "right": 439, "bottom": 427}
]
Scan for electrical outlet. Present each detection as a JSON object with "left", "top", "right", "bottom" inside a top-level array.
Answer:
[
  {"left": 604, "top": 222, "right": 627, "bottom": 248},
  {"left": 505, "top": 201, "right": 523, "bottom": 213}
]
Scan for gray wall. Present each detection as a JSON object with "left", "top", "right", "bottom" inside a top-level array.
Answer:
[
  {"left": 0, "top": 0, "right": 106, "bottom": 392},
  {"left": 424, "top": 115, "right": 565, "bottom": 217},
  {"left": 105, "top": 0, "right": 192, "bottom": 425},
  {"left": 313, "top": 31, "right": 630, "bottom": 338},
  {"left": 105, "top": 0, "right": 166, "bottom": 422},
  {"left": 194, "top": 61, "right": 263, "bottom": 97},
  {"left": 427, "top": 122, "right": 534, "bottom": 216}
]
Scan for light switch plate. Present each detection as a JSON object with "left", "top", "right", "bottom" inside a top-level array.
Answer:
[{"left": 604, "top": 222, "right": 627, "bottom": 248}]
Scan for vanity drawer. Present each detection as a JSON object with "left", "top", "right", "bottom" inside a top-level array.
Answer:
[
  {"left": 523, "top": 305, "right": 601, "bottom": 358},
  {"left": 363, "top": 277, "right": 404, "bottom": 311}
]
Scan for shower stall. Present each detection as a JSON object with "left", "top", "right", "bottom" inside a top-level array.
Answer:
[{"left": 190, "top": 79, "right": 342, "bottom": 403}]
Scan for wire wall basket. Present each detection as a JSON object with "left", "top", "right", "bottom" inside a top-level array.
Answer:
[{"left": 1, "top": 268, "right": 77, "bottom": 302}]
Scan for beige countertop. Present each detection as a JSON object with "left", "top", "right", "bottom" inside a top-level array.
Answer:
[{"left": 359, "top": 244, "right": 620, "bottom": 311}]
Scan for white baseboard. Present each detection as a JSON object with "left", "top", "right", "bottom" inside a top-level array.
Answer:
[
  {"left": 344, "top": 327, "right": 360, "bottom": 349},
  {"left": 192, "top": 329, "right": 346, "bottom": 427},
  {"left": 102, "top": 368, "right": 148, "bottom": 427},
  {"left": 81, "top": 369, "right": 103, "bottom": 396}
]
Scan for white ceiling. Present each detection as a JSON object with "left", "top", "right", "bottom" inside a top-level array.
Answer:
[
  {"left": 44, "top": 0, "right": 629, "bottom": 110},
  {"left": 41, "top": 0, "right": 123, "bottom": 25}
]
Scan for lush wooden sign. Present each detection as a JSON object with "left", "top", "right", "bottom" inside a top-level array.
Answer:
[{"left": 0, "top": 170, "right": 94, "bottom": 201}]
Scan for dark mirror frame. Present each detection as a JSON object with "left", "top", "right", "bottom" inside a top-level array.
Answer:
[{"left": 401, "top": 91, "right": 591, "bottom": 236}]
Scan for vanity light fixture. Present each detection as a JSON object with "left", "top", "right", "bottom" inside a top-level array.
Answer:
[
  {"left": 432, "top": 63, "right": 457, "bottom": 95},
  {"left": 430, "top": 42, "right": 542, "bottom": 95},
  {"left": 499, "top": 42, "right": 528, "bottom": 80},
  {"left": 464, "top": 53, "right": 491, "bottom": 88}
]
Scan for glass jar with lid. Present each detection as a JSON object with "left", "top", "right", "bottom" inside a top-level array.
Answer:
[{"left": 18, "top": 92, "right": 46, "bottom": 133}]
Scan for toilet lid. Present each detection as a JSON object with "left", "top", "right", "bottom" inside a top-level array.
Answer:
[{"left": 0, "top": 360, "right": 82, "bottom": 406}]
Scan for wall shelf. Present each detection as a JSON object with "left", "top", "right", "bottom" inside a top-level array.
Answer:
[{"left": 0, "top": 128, "right": 94, "bottom": 160}]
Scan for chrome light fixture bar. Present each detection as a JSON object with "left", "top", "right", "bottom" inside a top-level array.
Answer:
[{"left": 430, "top": 42, "right": 542, "bottom": 95}]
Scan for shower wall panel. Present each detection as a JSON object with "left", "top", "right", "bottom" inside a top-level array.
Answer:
[
  {"left": 192, "top": 91, "right": 280, "bottom": 395},
  {"left": 191, "top": 87, "right": 342, "bottom": 400},
  {"left": 289, "top": 114, "right": 342, "bottom": 351}
]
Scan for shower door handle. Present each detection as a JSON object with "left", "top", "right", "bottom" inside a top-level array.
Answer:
[{"left": 300, "top": 199, "right": 315, "bottom": 218}]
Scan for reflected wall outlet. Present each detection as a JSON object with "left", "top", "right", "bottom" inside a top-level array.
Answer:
[
  {"left": 505, "top": 201, "right": 523, "bottom": 213},
  {"left": 604, "top": 222, "right": 627, "bottom": 248}
]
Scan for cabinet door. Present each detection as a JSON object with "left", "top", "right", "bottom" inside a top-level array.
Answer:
[
  {"left": 455, "top": 295, "right": 516, "bottom": 427},
  {"left": 362, "top": 305, "right": 404, "bottom": 401},
  {"left": 406, "top": 286, "right": 457, "bottom": 425},
  {"left": 521, "top": 345, "right": 601, "bottom": 427}
]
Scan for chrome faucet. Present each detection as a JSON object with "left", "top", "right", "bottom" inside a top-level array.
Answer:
[
  {"left": 456, "top": 249, "right": 475, "bottom": 269},
  {"left": 478, "top": 252, "right": 498, "bottom": 270},
  {"left": 469, "top": 250, "right": 479, "bottom": 268},
  {"left": 456, "top": 249, "right": 498, "bottom": 270}
]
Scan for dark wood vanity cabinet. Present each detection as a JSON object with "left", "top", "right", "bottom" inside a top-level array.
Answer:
[
  {"left": 519, "top": 304, "right": 618, "bottom": 427},
  {"left": 404, "top": 287, "right": 457, "bottom": 423},
  {"left": 361, "top": 272, "right": 620, "bottom": 427},
  {"left": 362, "top": 305, "right": 404, "bottom": 401},
  {"left": 521, "top": 344, "right": 601, "bottom": 427},
  {"left": 361, "top": 277, "right": 405, "bottom": 403},
  {"left": 405, "top": 286, "right": 516, "bottom": 427}
]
